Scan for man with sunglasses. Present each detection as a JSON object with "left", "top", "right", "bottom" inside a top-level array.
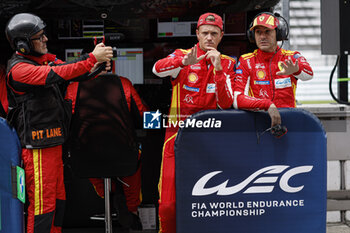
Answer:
[{"left": 4, "top": 13, "right": 113, "bottom": 233}]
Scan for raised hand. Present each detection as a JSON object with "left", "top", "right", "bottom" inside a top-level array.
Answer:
[
  {"left": 276, "top": 57, "right": 299, "bottom": 76},
  {"left": 182, "top": 45, "right": 206, "bottom": 66},
  {"left": 90, "top": 60, "right": 111, "bottom": 75},
  {"left": 92, "top": 43, "right": 114, "bottom": 63},
  {"left": 205, "top": 47, "right": 222, "bottom": 71}
]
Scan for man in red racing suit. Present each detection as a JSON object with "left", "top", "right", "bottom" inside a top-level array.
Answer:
[
  {"left": 152, "top": 13, "right": 235, "bottom": 233},
  {"left": 89, "top": 76, "right": 148, "bottom": 230},
  {"left": 5, "top": 13, "right": 113, "bottom": 233},
  {"left": 234, "top": 49, "right": 313, "bottom": 108},
  {"left": 233, "top": 13, "right": 313, "bottom": 126}
]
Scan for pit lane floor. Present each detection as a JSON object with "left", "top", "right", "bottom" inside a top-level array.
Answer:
[{"left": 327, "top": 223, "right": 350, "bottom": 233}]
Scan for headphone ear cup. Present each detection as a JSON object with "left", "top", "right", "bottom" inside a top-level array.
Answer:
[
  {"left": 276, "top": 27, "right": 282, "bottom": 41},
  {"left": 16, "top": 40, "right": 31, "bottom": 54},
  {"left": 280, "top": 23, "right": 288, "bottom": 41},
  {"left": 247, "top": 29, "right": 255, "bottom": 43},
  {"left": 275, "top": 17, "right": 289, "bottom": 41},
  {"left": 275, "top": 24, "right": 288, "bottom": 41}
]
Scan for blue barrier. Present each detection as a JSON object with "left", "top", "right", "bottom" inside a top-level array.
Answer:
[
  {"left": 175, "top": 109, "right": 326, "bottom": 233},
  {"left": 0, "top": 117, "right": 24, "bottom": 233}
]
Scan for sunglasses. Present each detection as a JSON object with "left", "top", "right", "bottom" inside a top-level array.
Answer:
[{"left": 30, "top": 32, "right": 46, "bottom": 42}]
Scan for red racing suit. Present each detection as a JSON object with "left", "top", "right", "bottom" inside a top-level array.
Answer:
[
  {"left": 89, "top": 76, "right": 148, "bottom": 213},
  {"left": 233, "top": 47, "right": 313, "bottom": 110},
  {"left": 6, "top": 51, "right": 98, "bottom": 233},
  {"left": 152, "top": 43, "right": 235, "bottom": 233}
]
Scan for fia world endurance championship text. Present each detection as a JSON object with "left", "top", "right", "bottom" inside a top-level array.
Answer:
[{"left": 191, "top": 199, "right": 305, "bottom": 218}]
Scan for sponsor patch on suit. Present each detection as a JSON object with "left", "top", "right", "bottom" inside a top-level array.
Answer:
[
  {"left": 183, "top": 84, "right": 200, "bottom": 92},
  {"left": 206, "top": 83, "right": 216, "bottom": 93},
  {"left": 254, "top": 80, "right": 270, "bottom": 85},
  {"left": 275, "top": 77, "right": 292, "bottom": 89}
]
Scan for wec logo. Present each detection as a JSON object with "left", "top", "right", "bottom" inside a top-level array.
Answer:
[{"left": 192, "top": 165, "right": 313, "bottom": 196}]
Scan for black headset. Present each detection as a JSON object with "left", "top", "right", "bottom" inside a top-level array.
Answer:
[
  {"left": 5, "top": 13, "right": 46, "bottom": 55},
  {"left": 247, "top": 12, "right": 289, "bottom": 43},
  {"left": 15, "top": 38, "right": 32, "bottom": 55}
]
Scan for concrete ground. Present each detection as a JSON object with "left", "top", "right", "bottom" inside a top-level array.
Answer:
[{"left": 327, "top": 223, "right": 350, "bottom": 233}]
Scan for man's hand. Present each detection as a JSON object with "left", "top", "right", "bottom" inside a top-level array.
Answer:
[
  {"left": 267, "top": 103, "right": 281, "bottom": 127},
  {"left": 182, "top": 45, "right": 206, "bottom": 66},
  {"left": 205, "top": 47, "right": 222, "bottom": 71},
  {"left": 90, "top": 60, "right": 111, "bottom": 75},
  {"left": 92, "top": 43, "right": 113, "bottom": 63},
  {"left": 276, "top": 57, "right": 299, "bottom": 76}
]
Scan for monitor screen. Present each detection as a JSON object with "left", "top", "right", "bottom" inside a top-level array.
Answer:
[
  {"left": 157, "top": 13, "right": 246, "bottom": 38},
  {"left": 65, "top": 48, "right": 144, "bottom": 84}
]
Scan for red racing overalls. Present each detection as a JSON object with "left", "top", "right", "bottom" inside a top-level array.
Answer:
[
  {"left": 233, "top": 47, "right": 313, "bottom": 110},
  {"left": 152, "top": 43, "right": 235, "bottom": 233},
  {"left": 6, "top": 51, "right": 98, "bottom": 233}
]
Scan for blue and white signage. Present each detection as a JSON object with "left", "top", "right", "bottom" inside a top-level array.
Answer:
[
  {"left": 0, "top": 117, "right": 23, "bottom": 233},
  {"left": 175, "top": 109, "right": 326, "bottom": 233},
  {"left": 143, "top": 110, "right": 161, "bottom": 129}
]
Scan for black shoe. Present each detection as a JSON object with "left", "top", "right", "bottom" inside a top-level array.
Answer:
[
  {"left": 112, "top": 180, "right": 130, "bottom": 228},
  {"left": 113, "top": 180, "right": 142, "bottom": 231},
  {"left": 130, "top": 213, "right": 143, "bottom": 231},
  {"left": 115, "top": 200, "right": 133, "bottom": 228}
]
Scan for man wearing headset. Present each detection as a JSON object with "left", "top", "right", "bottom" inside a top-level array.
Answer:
[
  {"left": 4, "top": 13, "right": 113, "bottom": 233},
  {"left": 233, "top": 12, "right": 313, "bottom": 126}
]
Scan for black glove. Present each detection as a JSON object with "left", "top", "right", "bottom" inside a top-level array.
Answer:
[{"left": 270, "top": 124, "right": 288, "bottom": 138}]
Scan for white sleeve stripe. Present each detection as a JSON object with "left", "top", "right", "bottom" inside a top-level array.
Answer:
[
  {"left": 244, "top": 76, "right": 251, "bottom": 95},
  {"left": 294, "top": 71, "right": 313, "bottom": 81},
  {"left": 152, "top": 64, "right": 182, "bottom": 78},
  {"left": 224, "top": 72, "right": 233, "bottom": 98},
  {"left": 233, "top": 91, "right": 241, "bottom": 109}
]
